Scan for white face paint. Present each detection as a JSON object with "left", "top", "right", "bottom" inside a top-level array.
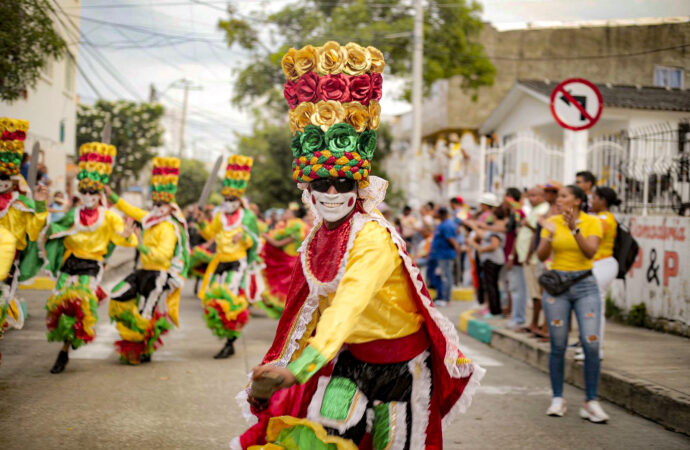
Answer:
[
  {"left": 151, "top": 203, "right": 172, "bottom": 217},
  {"left": 222, "top": 199, "right": 240, "bottom": 214},
  {"left": 80, "top": 193, "right": 101, "bottom": 209},
  {"left": 311, "top": 190, "right": 357, "bottom": 223},
  {"left": 0, "top": 179, "right": 13, "bottom": 193}
]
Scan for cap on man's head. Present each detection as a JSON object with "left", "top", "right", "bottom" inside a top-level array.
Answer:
[
  {"left": 451, "top": 195, "right": 464, "bottom": 204},
  {"left": 479, "top": 192, "right": 500, "bottom": 207},
  {"left": 541, "top": 180, "right": 562, "bottom": 192}
]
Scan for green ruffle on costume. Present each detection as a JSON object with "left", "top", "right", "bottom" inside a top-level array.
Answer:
[
  {"left": 250, "top": 416, "right": 357, "bottom": 450},
  {"left": 11, "top": 194, "right": 45, "bottom": 283}
]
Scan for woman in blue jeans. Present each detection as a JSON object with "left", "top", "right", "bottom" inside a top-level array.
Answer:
[{"left": 537, "top": 185, "right": 610, "bottom": 423}]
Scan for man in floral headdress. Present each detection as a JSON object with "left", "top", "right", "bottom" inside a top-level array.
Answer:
[
  {"left": 105, "top": 157, "right": 190, "bottom": 365},
  {"left": 44, "top": 142, "right": 138, "bottom": 374},
  {"left": 233, "top": 42, "right": 483, "bottom": 450},
  {"left": 197, "top": 155, "right": 261, "bottom": 359},
  {"left": 0, "top": 118, "right": 49, "bottom": 339}
]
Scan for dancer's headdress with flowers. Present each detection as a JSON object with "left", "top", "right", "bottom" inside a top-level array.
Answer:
[
  {"left": 151, "top": 157, "right": 180, "bottom": 204},
  {"left": 222, "top": 155, "right": 253, "bottom": 197},
  {"left": 282, "top": 41, "right": 384, "bottom": 188},
  {"left": 0, "top": 117, "right": 29, "bottom": 178},
  {"left": 77, "top": 142, "right": 116, "bottom": 192}
]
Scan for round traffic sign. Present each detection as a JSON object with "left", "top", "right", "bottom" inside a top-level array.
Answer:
[{"left": 550, "top": 78, "right": 603, "bottom": 131}]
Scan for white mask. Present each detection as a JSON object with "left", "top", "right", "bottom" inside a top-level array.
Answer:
[
  {"left": 0, "top": 179, "right": 13, "bottom": 193},
  {"left": 80, "top": 193, "right": 100, "bottom": 209},
  {"left": 151, "top": 203, "right": 172, "bottom": 217},
  {"left": 222, "top": 199, "right": 241, "bottom": 214},
  {"left": 311, "top": 190, "right": 357, "bottom": 223}
]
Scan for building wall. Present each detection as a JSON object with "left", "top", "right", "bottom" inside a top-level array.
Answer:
[{"left": 0, "top": 0, "right": 80, "bottom": 194}]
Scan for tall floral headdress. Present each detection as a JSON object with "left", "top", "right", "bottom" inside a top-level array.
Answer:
[
  {"left": 282, "top": 41, "right": 385, "bottom": 188},
  {"left": 0, "top": 117, "right": 29, "bottom": 178},
  {"left": 222, "top": 155, "right": 253, "bottom": 197},
  {"left": 77, "top": 142, "right": 116, "bottom": 192},
  {"left": 151, "top": 157, "right": 180, "bottom": 203}
]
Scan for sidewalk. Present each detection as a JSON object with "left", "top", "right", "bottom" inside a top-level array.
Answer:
[{"left": 451, "top": 301, "right": 690, "bottom": 436}]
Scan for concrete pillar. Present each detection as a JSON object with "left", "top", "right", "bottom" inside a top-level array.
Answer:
[{"left": 563, "top": 129, "right": 589, "bottom": 184}]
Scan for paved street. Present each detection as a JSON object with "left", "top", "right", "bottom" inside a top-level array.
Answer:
[{"left": 1, "top": 268, "right": 689, "bottom": 449}]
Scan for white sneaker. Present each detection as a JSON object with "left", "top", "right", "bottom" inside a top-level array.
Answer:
[
  {"left": 546, "top": 397, "right": 567, "bottom": 417},
  {"left": 580, "top": 400, "right": 610, "bottom": 423},
  {"left": 574, "top": 348, "right": 604, "bottom": 361}
]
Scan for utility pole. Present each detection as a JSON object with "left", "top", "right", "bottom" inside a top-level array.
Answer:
[
  {"left": 175, "top": 79, "right": 203, "bottom": 158},
  {"left": 411, "top": 0, "right": 424, "bottom": 203}
]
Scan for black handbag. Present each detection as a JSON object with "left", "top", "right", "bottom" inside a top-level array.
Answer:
[{"left": 538, "top": 270, "right": 592, "bottom": 296}]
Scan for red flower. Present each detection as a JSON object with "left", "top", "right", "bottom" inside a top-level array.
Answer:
[
  {"left": 295, "top": 72, "right": 320, "bottom": 103},
  {"left": 349, "top": 74, "right": 372, "bottom": 105},
  {"left": 317, "top": 73, "right": 351, "bottom": 103},
  {"left": 283, "top": 81, "right": 299, "bottom": 109},
  {"left": 370, "top": 73, "right": 383, "bottom": 101}
]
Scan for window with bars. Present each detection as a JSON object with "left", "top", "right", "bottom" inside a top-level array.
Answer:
[{"left": 654, "top": 66, "right": 684, "bottom": 89}]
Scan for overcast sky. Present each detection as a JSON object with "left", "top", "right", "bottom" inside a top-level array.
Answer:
[{"left": 67, "top": 0, "right": 690, "bottom": 161}]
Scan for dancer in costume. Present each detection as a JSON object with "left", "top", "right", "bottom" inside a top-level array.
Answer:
[
  {"left": 44, "top": 142, "right": 138, "bottom": 374},
  {"left": 259, "top": 203, "right": 308, "bottom": 319},
  {"left": 0, "top": 118, "right": 49, "bottom": 333},
  {"left": 234, "top": 42, "right": 484, "bottom": 450},
  {"left": 0, "top": 225, "right": 18, "bottom": 365},
  {"left": 197, "top": 155, "right": 261, "bottom": 359},
  {"left": 106, "top": 157, "right": 190, "bottom": 364}
]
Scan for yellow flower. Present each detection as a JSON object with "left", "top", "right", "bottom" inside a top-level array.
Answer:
[
  {"left": 316, "top": 41, "right": 347, "bottom": 74},
  {"left": 342, "top": 102, "right": 370, "bottom": 133},
  {"left": 368, "top": 100, "right": 381, "bottom": 130},
  {"left": 281, "top": 48, "right": 299, "bottom": 81},
  {"left": 343, "top": 42, "right": 371, "bottom": 75},
  {"left": 108, "top": 145, "right": 117, "bottom": 157},
  {"left": 17, "top": 120, "right": 29, "bottom": 132},
  {"left": 294, "top": 45, "right": 317, "bottom": 77},
  {"left": 153, "top": 157, "right": 163, "bottom": 166},
  {"left": 169, "top": 157, "right": 181, "bottom": 168},
  {"left": 368, "top": 46, "right": 385, "bottom": 73},
  {"left": 290, "top": 102, "right": 317, "bottom": 134},
  {"left": 312, "top": 100, "right": 345, "bottom": 132}
]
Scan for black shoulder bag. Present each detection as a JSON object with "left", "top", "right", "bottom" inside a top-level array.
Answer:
[{"left": 538, "top": 270, "right": 592, "bottom": 296}]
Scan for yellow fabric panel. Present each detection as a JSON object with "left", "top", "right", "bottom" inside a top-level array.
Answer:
[
  {"left": 594, "top": 211, "right": 617, "bottom": 261},
  {"left": 199, "top": 213, "right": 222, "bottom": 241},
  {"left": 109, "top": 299, "right": 146, "bottom": 342},
  {"left": 166, "top": 288, "right": 181, "bottom": 327},
  {"left": 64, "top": 209, "right": 138, "bottom": 261},
  {"left": 0, "top": 206, "right": 47, "bottom": 251},
  {"left": 140, "top": 221, "right": 177, "bottom": 270},
  {"left": 114, "top": 197, "right": 147, "bottom": 222},
  {"left": 541, "top": 211, "right": 603, "bottom": 271},
  {"left": 0, "top": 226, "right": 18, "bottom": 280},
  {"left": 307, "top": 221, "right": 424, "bottom": 363},
  {"left": 260, "top": 416, "right": 358, "bottom": 450}
]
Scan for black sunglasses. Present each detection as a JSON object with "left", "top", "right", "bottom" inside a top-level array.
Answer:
[
  {"left": 311, "top": 178, "right": 357, "bottom": 194},
  {"left": 80, "top": 190, "right": 100, "bottom": 196}
]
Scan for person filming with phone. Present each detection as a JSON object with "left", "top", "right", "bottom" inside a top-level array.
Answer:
[{"left": 537, "top": 185, "right": 609, "bottom": 423}]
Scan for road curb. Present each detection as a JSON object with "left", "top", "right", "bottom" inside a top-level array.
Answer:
[{"left": 460, "top": 310, "right": 690, "bottom": 436}]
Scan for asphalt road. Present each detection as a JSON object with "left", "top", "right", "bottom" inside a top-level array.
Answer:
[{"left": 1, "top": 270, "right": 688, "bottom": 449}]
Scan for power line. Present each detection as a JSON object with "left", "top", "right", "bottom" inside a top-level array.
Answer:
[{"left": 489, "top": 43, "right": 690, "bottom": 61}]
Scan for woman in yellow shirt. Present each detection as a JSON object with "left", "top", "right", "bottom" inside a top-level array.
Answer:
[{"left": 537, "top": 185, "right": 610, "bottom": 423}]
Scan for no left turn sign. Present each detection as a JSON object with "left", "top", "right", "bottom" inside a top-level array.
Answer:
[{"left": 550, "top": 78, "right": 603, "bottom": 131}]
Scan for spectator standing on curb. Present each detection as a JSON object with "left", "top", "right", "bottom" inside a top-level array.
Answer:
[
  {"left": 575, "top": 171, "right": 596, "bottom": 213},
  {"left": 575, "top": 186, "right": 621, "bottom": 361},
  {"left": 399, "top": 205, "right": 417, "bottom": 248},
  {"left": 515, "top": 186, "right": 550, "bottom": 331},
  {"left": 429, "top": 207, "right": 460, "bottom": 306},
  {"left": 503, "top": 187, "right": 527, "bottom": 328},
  {"left": 537, "top": 185, "right": 608, "bottom": 423}
]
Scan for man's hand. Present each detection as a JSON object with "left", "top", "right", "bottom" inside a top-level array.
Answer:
[
  {"left": 232, "top": 232, "right": 243, "bottom": 244},
  {"left": 506, "top": 258, "right": 514, "bottom": 271},
  {"left": 34, "top": 185, "right": 48, "bottom": 202},
  {"left": 120, "top": 218, "right": 136, "bottom": 239},
  {"left": 252, "top": 365, "right": 297, "bottom": 390},
  {"left": 104, "top": 185, "right": 112, "bottom": 197}
]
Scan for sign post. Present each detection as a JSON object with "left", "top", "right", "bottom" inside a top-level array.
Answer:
[{"left": 550, "top": 78, "right": 603, "bottom": 183}]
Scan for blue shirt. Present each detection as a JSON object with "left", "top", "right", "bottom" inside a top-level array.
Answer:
[{"left": 430, "top": 218, "right": 458, "bottom": 260}]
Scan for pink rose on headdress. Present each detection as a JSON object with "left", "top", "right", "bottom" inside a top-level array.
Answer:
[
  {"left": 370, "top": 73, "right": 383, "bottom": 102},
  {"left": 349, "top": 74, "right": 372, "bottom": 105},
  {"left": 296, "top": 72, "right": 319, "bottom": 104},
  {"left": 284, "top": 81, "right": 299, "bottom": 109},
  {"left": 317, "top": 73, "right": 351, "bottom": 103}
]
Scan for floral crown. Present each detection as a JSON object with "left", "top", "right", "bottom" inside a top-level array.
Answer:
[
  {"left": 151, "top": 156, "right": 180, "bottom": 203},
  {"left": 0, "top": 117, "right": 29, "bottom": 177},
  {"left": 77, "top": 142, "right": 116, "bottom": 192},
  {"left": 282, "top": 41, "right": 384, "bottom": 187},
  {"left": 222, "top": 155, "right": 253, "bottom": 197}
]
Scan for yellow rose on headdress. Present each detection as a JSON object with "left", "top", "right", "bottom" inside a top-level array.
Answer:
[
  {"left": 169, "top": 158, "right": 181, "bottom": 168},
  {"left": 342, "top": 102, "right": 370, "bottom": 133},
  {"left": 153, "top": 157, "right": 163, "bottom": 166},
  {"left": 294, "top": 45, "right": 317, "bottom": 77},
  {"left": 312, "top": 100, "right": 345, "bottom": 132},
  {"left": 368, "top": 100, "right": 381, "bottom": 130},
  {"left": 108, "top": 145, "right": 117, "bottom": 157},
  {"left": 368, "top": 46, "right": 385, "bottom": 73},
  {"left": 85, "top": 162, "right": 99, "bottom": 172},
  {"left": 281, "top": 48, "right": 299, "bottom": 82},
  {"left": 317, "top": 41, "right": 347, "bottom": 74},
  {"left": 343, "top": 42, "right": 371, "bottom": 75},
  {"left": 290, "top": 102, "right": 317, "bottom": 134}
]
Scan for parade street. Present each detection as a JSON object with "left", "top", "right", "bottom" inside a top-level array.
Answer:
[{"left": 1, "top": 263, "right": 688, "bottom": 450}]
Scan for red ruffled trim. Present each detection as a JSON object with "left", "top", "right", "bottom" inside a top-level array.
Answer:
[
  {"left": 207, "top": 301, "right": 249, "bottom": 331},
  {"left": 46, "top": 297, "right": 94, "bottom": 343}
]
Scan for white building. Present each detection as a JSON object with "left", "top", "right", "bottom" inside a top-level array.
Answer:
[{"left": 0, "top": 0, "right": 80, "bottom": 194}]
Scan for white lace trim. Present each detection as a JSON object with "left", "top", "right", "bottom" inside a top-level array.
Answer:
[
  {"left": 49, "top": 206, "right": 107, "bottom": 239},
  {"left": 235, "top": 382, "right": 258, "bottom": 426},
  {"left": 408, "top": 350, "right": 431, "bottom": 450},
  {"left": 441, "top": 363, "right": 486, "bottom": 430},
  {"left": 140, "top": 270, "right": 168, "bottom": 319},
  {"left": 215, "top": 208, "right": 244, "bottom": 231},
  {"left": 387, "top": 401, "right": 409, "bottom": 450},
  {"left": 228, "top": 437, "right": 242, "bottom": 450},
  {"left": 307, "top": 376, "right": 369, "bottom": 434}
]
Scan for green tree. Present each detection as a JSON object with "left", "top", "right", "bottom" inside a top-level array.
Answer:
[
  {"left": 77, "top": 100, "right": 165, "bottom": 192},
  {"left": 219, "top": 0, "right": 495, "bottom": 110},
  {"left": 0, "top": 0, "right": 67, "bottom": 102},
  {"left": 176, "top": 158, "right": 209, "bottom": 208}
]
